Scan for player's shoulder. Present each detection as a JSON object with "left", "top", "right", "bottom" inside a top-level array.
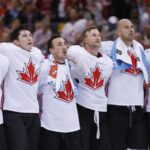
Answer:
[
  {"left": 40, "top": 58, "right": 51, "bottom": 72},
  {"left": 32, "top": 47, "right": 42, "bottom": 54},
  {"left": 68, "top": 45, "right": 83, "bottom": 50},
  {"left": 144, "top": 48, "right": 150, "bottom": 59},
  {"left": 41, "top": 57, "right": 49, "bottom": 64},
  {"left": 100, "top": 41, "right": 113, "bottom": 56},
  {"left": 32, "top": 47, "right": 44, "bottom": 60},
  {"left": 68, "top": 45, "right": 84, "bottom": 54},
  {"left": 0, "top": 53, "right": 8, "bottom": 61},
  {"left": 0, "top": 42, "right": 16, "bottom": 49},
  {"left": 133, "top": 40, "right": 144, "bottom": 50},
  {"left": 0, "top": 53, "right": 9, "bottom": 66},
  {"left": 102, "top": 53, "right": 113, "bottom": 66}
]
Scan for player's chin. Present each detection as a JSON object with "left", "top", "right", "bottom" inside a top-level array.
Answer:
[
  {"left": 20, "top": 45, "right": 32, "bottom": 51},
  {"left": 27, "top": 44, "right": 33, "bottom": 49},
  {"left": 25, "top": 46, "right": 32, "bottom": 51},
  {"left": 63, "top": 55, "right": 67, "bottom": 59},
  {"left": 129, "top": 34, "right": 134, "bottom": 39},
  {"left": 128, "top": 36, "right": 134, "bottom": 41},
  {"left": 95, "top": 44, "right": 101, "bottom": 48},
  {"left": 63, "top": 52, "right": 67, "bottom": 57},
  {"left": 60, "top": 54, "right": 66, "bottom": 60}
]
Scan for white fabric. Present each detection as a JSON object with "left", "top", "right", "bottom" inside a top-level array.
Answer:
[
  {"left": 47, "top": 55, "right": 76, "bottom": 92},
  {"left": 67, "top": 45, "right": 113, "bottom": 112},
  {"left": 115, "top": 38, "right": 148, "bottom": 83},
  {"left": 101, "top": 39, "right": 145, "bottom": 106},
  {"left": 101, "top": 41, "right": 113, "bottom": 56},
  {"left": 0, "top": 43, "right": 44, "bottom": 113},
  {"left": 101, "top": 38, "right": 148, "bottom": 83},
  {"left": 0, "top": 54, "right": 9, "bottom": 124},
  {"left": 39, "top": 58, "right": 80, "bottom": 132},
  {"left": 114, "top": 38, "right": 133, "bottom": 64},
  {"left": 144, "top": 49, "right": 150, "bottom": 112},
  {"left": 94, "top": 111, "right": 100, "bottom": 139},
  {"left": 108, "top": 70, "right": 144, "bottom": 106}
]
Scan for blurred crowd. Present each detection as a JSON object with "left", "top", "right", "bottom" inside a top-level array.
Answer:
[{"left": 1, "top": 0, "right": 150, "bottom": 54}]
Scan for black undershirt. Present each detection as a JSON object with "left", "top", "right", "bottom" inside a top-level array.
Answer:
[{"left": 97, "top": 52, "right": 102, "bottom": 58}]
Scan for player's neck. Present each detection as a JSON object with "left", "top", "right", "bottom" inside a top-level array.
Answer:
[
  {"left": 85, "top": 46, "right": 99, "bottom": 57},
  {"left": 53, "top": 56, "right": 65, "bottom": 64},
  {"left": 121, "top": 38, "right": 133, "bottom": 47}
]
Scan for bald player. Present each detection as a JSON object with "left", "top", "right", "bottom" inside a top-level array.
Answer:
[{"left": 101, "top": 19, "right": 148, "bottom": 150}]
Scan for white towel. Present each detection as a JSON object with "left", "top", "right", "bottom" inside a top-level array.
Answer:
[
  {"left": 48, "top": 55, "right": 76, "bottom": 92},
  {"left": 115, "top": 38, "right": 148, "bottom": 83}
]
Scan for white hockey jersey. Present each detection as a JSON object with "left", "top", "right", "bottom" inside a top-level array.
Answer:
[
  {"left": 39, "top": 57, "right": 80, "bottom": 133},
  {"left": 101, "top": 38, "right": 146, "bottom": 106},
  {"left": 0, "top": 43, "right": 44, "bottom": 113},
  {"left": 67, "top": 45, "right": 113, "bottom": 112},
  {"left": 144, "top": 49, "right": 150, "bottom": 112},
  {"left": 0, "top": 54, "right": 9, "bottom": 124}
]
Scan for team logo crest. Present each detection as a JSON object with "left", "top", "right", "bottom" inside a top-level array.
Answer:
[
  {"left": 122, "top": 50, "right": 142, "bottom": 76},
  {"left": 117, "top": 49, "right": 122, "bottom": 55},
  {"left": 83, "top": 65, "right": 104, "bottom": 90},
  {"left": 49, "top": 63, "right": 58, "bottom": 78},
  {"left": 55, "top": 77, "right": 74, "bottom": 103},
  {"left": 17, "top": 58, "right": 38, "bottom": 85}
]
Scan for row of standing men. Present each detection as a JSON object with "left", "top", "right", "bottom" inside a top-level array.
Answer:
[{"left": 0, "top": 18, "right": 150, "bottom": 150}]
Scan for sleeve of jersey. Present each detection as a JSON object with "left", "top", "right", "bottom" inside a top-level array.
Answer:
[
  {"left": 39, "top": 50, "right": 45, "bottom": 62},
  {"left": 0, "top": 43, "right": 8, "bottom": 56},
  {"left": 1, "top": 55, "right": 9, "bottom": 80},
  {"left": 145, "top": 49, "right": 150, "bottom": 83},
  {"left": 38, "top": 60, "right": 48, "bottom": 93},
  {"left": 67, "top": 45, "right": 82, "bottom": 64},
  {"left": 33, "top": 47, "right": 45, "bottom": 62},
  {"left": 100, "top": 41, "right": 113, "bottom": 57}
]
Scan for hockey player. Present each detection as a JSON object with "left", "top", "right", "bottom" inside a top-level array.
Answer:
[
  {"left": 0, "top": 54, "right": 9, "bottom": 150},
  {"left": 39, "top": 34, "right": 81, "bottom": 150},
  {"left": 67, "top": 26, "right": 113, "bottom": 150},
  {"left": 0, "top": 27, "right": 44, "bottom": 150},
  {"left": 101, "top": 19, "right": 148, "bottom": 150}
]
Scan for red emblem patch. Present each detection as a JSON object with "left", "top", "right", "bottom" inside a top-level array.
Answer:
[
  {"left": 84, "top": 65, "right": 104, "bottom": 90},
  {"left": 122, "top": 50, "right": 142, "bottom": 76},
  {"left": 56, "top": 78, "right": 74, "bottom": 103},
  {"left": 49, "top": 64, "right": 58, "bottom": 78},
  {"left": 17, "top": 58, "right": 38, "bottom": 85}
]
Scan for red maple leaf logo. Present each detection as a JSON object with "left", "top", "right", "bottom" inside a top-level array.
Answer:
[
  {"left": 56, "top": 78, "right": 74, "bottom": 103},
  {"left": 122, "top": 50, "right": 142, "bottom": 76},
  {"left": 84, "top": 65, "right": 104, "bottom": 90},
  {"left": 17, "top": 58, "right": 38, "bottom": 85}
]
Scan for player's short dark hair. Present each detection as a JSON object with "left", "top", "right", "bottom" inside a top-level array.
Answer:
[
  {"left": 47, "top": 34, "right": 62, "bottom": 49},
  {"left": 10, "top": 26, "right": 31, "bottom": 41},
  {"left": 82, "top": 26, "right": 98, "bottom": 39}
]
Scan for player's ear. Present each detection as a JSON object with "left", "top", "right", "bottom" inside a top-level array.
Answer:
[
  {"left": 116, "top": 28, "right": 121, "bottom": 37},
  {"left": 13, "top": 40, "right": 20, "bottom": 46},
  {"left": 49, "top": 48, "right": 54, "bottom": 54}
]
